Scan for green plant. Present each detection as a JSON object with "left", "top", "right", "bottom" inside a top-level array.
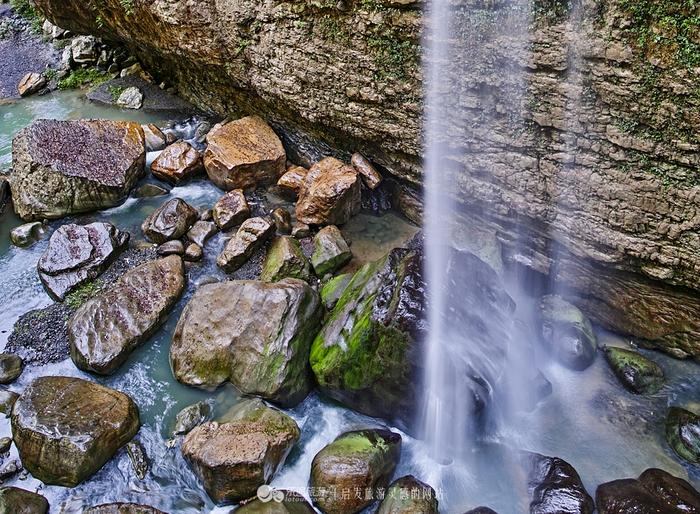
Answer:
[
  {"left": 42, "top": 68, "right": 57, "bottom": 81},
  {"left": 119, "top": 0, "right": 135, "bottom": 16},
  {"left": 57, "top": 68, "right": 109, "bottom": 90},
  {"left": 11, "top": 0, "right": 43, "bottom": 33},
  {"left": 107, "top": 85, "right": 126, "bottom": 100},
  {"left": 65, "top": 281, "right": 102, "bottom": 309}
]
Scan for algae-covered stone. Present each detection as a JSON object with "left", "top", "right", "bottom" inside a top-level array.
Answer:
[
  {"left": 11, "top": 376, "right": 140, "bottom": 487},
  {"left": 182, "top": 399, "right": 300, "bottom": 504},
  {"left": 260, "top": 236, "right": 311, "bottom": 282},
  {"left": 540, "top": 295, "right": 597, "bottom": 370},
  {"left": 311, "top": 429, "right": 402, "bottom": 514},
  {"left": 171, "top": 279, "right": 322, "bottom": 406},
  {"left": 320, "top": 273, "right": 353, "bottom": 310},
  {"left": 311, "top": 225, "right": 352, "bottom": 277},
  {"left": 236, "top": 491, "right": 315, "bottom": 513},
  {"left": 665, "top": 407, "right": 700, "bottom": 464},
  {"left": 377, "top": 475, "right": 438, "bottom": 514},
  {"left": 604, "top": 346, "right": 664, "bottom": 394},
  {"left": 0, "top": 486, "right": 49, "bottom": 514}
]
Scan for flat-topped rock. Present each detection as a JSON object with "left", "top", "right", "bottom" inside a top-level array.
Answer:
[
  {"left": 151, "top": 141, "right": 203, "bottom": 184},
  {"left": 10, "top": 119, "right": 145, "bottom": 221},
  {"left": 38, "top": 222, "right": 129, "bottom": 301},
  {"left": 204, "top": 116, "right": 286, "bottom": 191},
  {"left": 69, "top": 255, "right": 185, "bottom": 374},
  {"left": 212, "top": 189, "right": 250, "bottom": 230},
  {"left": 296, "top": 157, "right": 361, "bottom": 226},
  {"left": 11, "top": 376, "right": 140, "bottom": 487}
]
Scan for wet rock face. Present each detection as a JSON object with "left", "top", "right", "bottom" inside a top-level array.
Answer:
[
  {"left": 0, "top": 486, "right": 49, "bottom": 514},
  {"left": 0, "top": 178, "right": 10, "bottom": 216},
  {"left": 377, "top": 475, "right": 439, "bottom": 514},
  {"left": 171, "top": 279, "right": 322, "bottom": 406},
  {"left": 540, "top": 295, "right": 597, "bottom": 371},
  {"left": 296, "top": 157, "right": 361, "bottom": 226},
  {"left": 151, "top": 140, "right": 203, "bottom": 184},
  {"left": 141, "top": 198, "right": 199, "bottom": 244},
  {"left": 665, "top": 407, "right": 700, "bottom": 464},
  {"left": 204, "top": 116, "right": 286, "bottom": 191},
  {"left": 10, "top": 119, "right": 145, "bottom": 220},
  {"left": 38, "top": 222, "right": 129, "bottom": 301},
  {"left": 182, "top": 399, "right": 300, "bottom": 504},
  {"left": 603, "top": 346, "right": 664, "bottom": 394},
  {"left": 11, "top": 376, "right": 140, "bottom": 487},
  {"left": 596, "top": 468, "right": 700, "bottom": 514},
  {"left": 523, "top": 452, "right": 594, "bottom": 514},
  {"left": 212, "top": 189, "right": 250, "bottom": 230},
  {"left": 311, "top": 429, "right": 402, "bottom": 514},
  {"left": 83, "top": 503, "right": 168, "bottom": 514},
  {"left": 260, "top": 236, "right": 311, "bottom": 282},
  {"left": 217, "top": 217, "right": 275, "bottom": 273},
  {"left": 311, "top": 225, "right": 352, "bottom": 277},
  {"left": 236, "top": 491, "right": 315, "bottom": 513},
  {"left": 69, "top": 255, "right": 185, "bottom": 374}
]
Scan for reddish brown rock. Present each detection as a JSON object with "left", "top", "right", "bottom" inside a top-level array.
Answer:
[
  {"left": 296, "top": 158, "right": 361, "bottom": 226},
  {"left": 18, "top": 72, "right": 47, "bottom": 97},
  {"left": 212, "top": 189, "right": 250, "bottom": 230},
  {"left": 277, "top": 165, "right": 308, "bottom": 199},
  {"left": 151, "top": 141, "right": 203, "bottom": 184},
  {"left": 351, "top": 153, "right": 382, "bottom": 190}
]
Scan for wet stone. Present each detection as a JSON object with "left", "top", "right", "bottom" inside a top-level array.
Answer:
[
  {"left": 151, "top": 140, "right": 203, "bottom": 184},
  {"left": 172, "top": 401, "right": 212, "bottom": 436},
  {"left": 311, "top": 225, "right": 352, "bottom": 277},
  {"left": 142, "top": 198, "right": 199, "bottom": 244},
  {"left": 212, "top": 189, "right": 250, "bottom": 231},
  {"left": 133, "top": 183, "right": 169, "bottom": 198},
  {"left": 217, "top": 217, "right": 275, "bottom": 273},
  {"left": 351, "top": 152, "right": 382, "bottom": 190},
  {"left": 540, "top": 295, "right": 597, "bottom": 371},
  {"left": 157, "top": 239, "right": 185, "bottom": 256},
  {"left": 665, "top": 407, "right": 700, "bottom": 464},
  {"left": 0, "top": 354, "right": 22, "bottom": 384},
  {"left": 523, "top": 452, "right": 594, "bottom": 514},
  {"left": 10, "top": 222, "right": 45, "bottom": 248},
  {"left": 377, "top": 475, "right": 439, "bottom": 514},
  {"left": 83, "top": 504, "right": 168, "bottom": 514},
  {"left": 603, "top": 346, "right": 664, "bottom": 394},
  {"left": 0, "top": 438, "right": 11, "bottom": 455},
  {"left": 0, "top": 389, "right": 19, "bottom": 417},
  {"left": 184, "top": 243, "right": 203, "bottom": 262},
  {"left": 187, "top": 220, "right": 217, "bottom": 247},
  {"left": 0, "top": 486, "right": 48, "bottom": 514},
  {"left": 127, "top": 440, "right": 149, "bottom": 480},
  {"left": 271, "top": 207, "right": 292, "bottom": 235}
]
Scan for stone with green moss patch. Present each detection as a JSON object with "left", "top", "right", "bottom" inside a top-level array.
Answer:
[
  {"left": 665, "top": 407, "right": 700, "bottom": 465},
  {"left": 603, "top": 346, "right": 664, "bottom": 394},
  {"left": 320, "top": 272, "right": 353, "bottom": 310},
  {"left": 377, "top": 475, "right": 439, "bottom": 514},
  {"left": 260, "top": 236, "right": 311, "bottom": 282},
  {"left": 311, "top": 225, "right": 352, "bottom": 277}
]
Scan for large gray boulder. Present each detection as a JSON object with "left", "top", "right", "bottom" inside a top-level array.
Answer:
[
  {"left": 69, "top": 255, "right": 185, "bottom": 374},
  {"left": 10, "top": 119, "right": 145, "bottom": 221},
  {"left": 11, "top": 376, "right": 140, "bottom": 487},
  {"left": 171, "top": 279, "right": 322, "bottom": 406},
  {"left": 38, "top": 222, "right": 129, "bottom": 301}
]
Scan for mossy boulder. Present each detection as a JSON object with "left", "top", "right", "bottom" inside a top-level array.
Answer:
[
  {"left": 320, "top": 273, "right": 353, "bottom": 310},
  {"left": 260, "top": 236, "right": 311, "bottom": 282},
  {"left": 182, "top": 399, "right": 300, "bottom": 504},
  {"left": 311, "top": 429, "right": 401, "bottom": 514},
  {"left": 665, "top": 407, "right": 700, "bottom": 464},
  {"left": 540, "top": 295, "right": 597, "bottom": 370},
  {"left": 0, "top": 487, "right": 49, "bottom": 514},
  {"left": 311, "top": 225, "right": 352, "bottom": 277},
  {"left": 376, "top": 475, "right": 438, "bottom": 514},
  {"left": 171, "top": 279, "right": 322, "bottom": 406},
  {"left": 603, "top": 346, "right": 664, "bottom": 394}
]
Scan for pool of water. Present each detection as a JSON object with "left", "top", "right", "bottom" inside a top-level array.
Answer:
[{"left": 0, "top": 89, "right": 697, "bottom": 514}]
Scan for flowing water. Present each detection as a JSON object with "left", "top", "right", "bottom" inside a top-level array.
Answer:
[{"left": 0, "top": 84, "right": 698, "bottom": 513}]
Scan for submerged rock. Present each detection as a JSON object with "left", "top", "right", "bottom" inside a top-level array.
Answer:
[
  {"left": 0, "top": 486, "right": 49, "bottom": 514},
  {"left": 182, "top": 399, "right": 300, "bottom": 504},
  {"left": 38, "top": 222, "right": 129, "bottom": 301},
  {"left": 83, "top": 504, "right": 168, "bottom": 514},
  {"left": 0, "top": 389, "right": 18, "bottom": 416},
  {"left": 133, "top": 183, "right": 169, "bottom": 198},
  {"left": 212, "top": 189, "right": 250, "bottom": 230},
  {"left": 311, "top": 225, "right": 352, "bottom": 277},
  {"left": 665, "top": 407, "right": 700, "bottom": 464},
  {"left": 69, "top": 255, "right": 185, "bottom": 374},
  {"left": 171, "top": 279, "right": 322, "bottom": 406},
  {"left": 296, "top": 157, "right": 361, "bottom": 226},
  {"left": 10, "top": 119, "right": 145, "bottom": 221},
  {"left": 237, "top": 491, "right": 315, "bottom": 513},
  {"left": 260, "top": 236, "right": 311, "bottom": 282},
  {"left": 271, "top": 207, "right": 292, "bottom": 235},
  {"left": 151, "top": 141, "right": 203, "bottom": 184},
  {"left": 596, "top": 468, "right": 700, "bottom": 514},
  {"left": 0, "top": 354, "right": 22, "bottom": 384},
  {"left": 172, "top": 401, "right": 212, "bottom": 436},
  {"left": 540, "top": 295, "right": 597, "bottom": 371},
  {"left": 204, "top": 116, "right": 286, "bottom": 191},
  {"left": 311, "top": 429, "right": 402, "bottom": 514},
  {"left": 217, "top": 217, "right": 274, "bottom": 273},
  {"left": 377, "top": 475, "right": 438, "bottom": 514},
  {"left": 523, "top": 452, "right": 594, "bottom": 514},
  {"left": 11, "top": 376, "right": 140, "bottom": 487},
  {"left": 603, "top": 346, "right": 664, "bottom": 394},
  {"left": 0, "top": 179, "right": 9, "bottom": 216},
  {"left": 9, "top": 222, "right": 45, "bottom": 248},
  {"left": 18, "top": 72, "right": 47, "bottom": 97},
  {"left": 141, "top": 198, "right": 199, "bottom": 243}
]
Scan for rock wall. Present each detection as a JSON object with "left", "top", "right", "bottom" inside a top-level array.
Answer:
[{"left": 32, "top": 0, "right": 700, "bottom": 357}]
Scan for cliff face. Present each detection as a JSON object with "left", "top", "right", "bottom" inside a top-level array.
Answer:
[{"left": 33, "top": 0, "right": 700, "bottom": 357}]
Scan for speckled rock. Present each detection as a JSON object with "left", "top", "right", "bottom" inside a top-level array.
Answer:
[
  {"left": 151, "top": 141, "right": 203, "bottom": 184},
  {"left": 217, "top": 217, "right": 274, "bottom": 273},
  {"left": 377, "top": 475, "right": 438, "bottom": 514},
  {"left": 69, "top": 255, "right": 185, "bottom": 374},
  {"left": 11, "top": 376, "right": 140, "bottom": 487},
  {"left": 204, "top": 117, "right": 286, "bottom": 191},
  {"left": 212, "top": 189, "right": 250, "bottom": 231},
  {"left": 296, "top": 158, "right": 361, "bottom": 226},
  {"left": 10, "top": 119, "right": 145, "bottom": 221},
  {"left": 311, "top": 225, "right": 352, "bottom": 277},
  {"left": 157, "top": 239, "right": 185, "bottom": 256},
  {"left": 17, "top": 72, "right": 47, "bottom": 97},
  {"left": 260, "top": 236, "right": 311, "bottom": 283},
  {"left": 142, "top": 198, "right": 199, "bottom": 244},
  {"left": 0, "top": 487, "right": 49, "bottom": 514},
  {"left": 277, "top": 166, "right": 308, "bottom": 200}
]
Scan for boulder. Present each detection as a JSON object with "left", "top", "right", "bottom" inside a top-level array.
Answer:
[
  {"left": 296, "top": 157, "right": 361, "bottom": 226},
  {"left": 0, "top": 353, "right": 22, "bottom": 384},
  {"left": 204, "top": 116, "right": 286, "bottom": 190},
  {"left": 311, "top": 429, "right": 402, "bottom": 514},
  {"left": 116, "top": 87, "right": 144, "bottom": 109},
  {"left": 126, "top": 440, "right": 149, "bottom": 480},
  {"left": 596, "top": 468, "right": 700, "bottom": 514},
  {"left": 320, "top": 273, "right": 353, "bottom": 310},
  {"left": 10, "top": 119, "right": 145, "bottom": 221},
  {"left": 172, "top": 401, "right": 212, "bottom": 436},
  {"left": 71, "top": 35, "right": 98, "bottom": 64},
  {"left": 184, "top": 243, "right": 203, "bottom": 262},
  {"left": 464, "top": 509, "right": 498, "bottom": 514},
  {"left": 260, "top": 236, "right": 311, "bottom": 283},
  {"left": 157, "top": 240, "right": 184, "bottom": 256},
  {"left": 311, "top": 225, "right": 352, "bottom": 277},
  {"left": 37, "top": 222, "right": 129, "bottom": 301},
  {"left": 18, "top": 72, "right": 47, "bottom": 97},
  {"left": 665, "top": 407, "right": 700, "bottom": 464},
  {"left": 11, "top": 376, "right": 140, "bottom": 487},
  {"left": 217, "top": 217, "right": 274, "bottom": 273},
  {"left": 292, "top": 222, "right": 310, "bottom": 239},
  {"left": 351, "top": 153, "right": 382, "bottom": 190},
  {"left": 69, "top": 255, "right": 185, "bottom": 374},
  {"left": 0, "top": 438, "right": 11, "bottom": 454},
  {"left": 271, "top": 207, "right": 292, "bottom": 235},
  {"left": 151, "top": 141, "right": 203, "bottom": 184},
  {"left": 212, "top": 189, "right": 250, "bottom": 230},
  {"left": 523, "top": 452, "right": 594, "bottom": 514},
  {"left": 0, "top": 389, "right": 19, "bottom": 416},
  {"left": 171, "top": 279, "right": 322, "bottom": 406},
  {"left": 42, "top": 19, "right": 67, "bottom": 39},
  {"left": 83, "top": 504, "right": 168, "bottom": 514},
  {"left": 142, "top": 124, "right": 167, "bottom": 152},
  {"left": 187, "top": 220, "right": 217, "bottom": 247},
  {"left": 182, "top": 399, "right": 300, "bottom": 504},
  {"left": 376, "top": 475, "right": 438, "bottom": 514},
  {"left": 9, "top": 222, "right": 45, "bottom": 248},
  {"left": 603, "top": 346, "right": 664, "bottom": 394},
  {"left": 277, "top": 166, "right": 308, "bottom": 199},
  {"left": 236, "top": 491, "right": 315, "bottom": 513},
  {"left": 141, "top": 198, "right": 199, "bottom": 244},
  {"left": 0, "top": 487, "right": 49, "bottom": 514},
  {"left": 540, "top": 295, "right": 597, "bottom": 371}
]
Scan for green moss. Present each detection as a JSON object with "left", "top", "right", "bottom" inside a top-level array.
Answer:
[
  {"left": 65, "top": 280, "right": 102, "bottom": 309},
  {"left": 58, "top": 68, "right": 110, "bottom": 90},
  {"left": 107, "top": 85, "right": 126, "bottom": 101},
  {"left": 366, "top": 28, "right": 419, "bottom": 81},
  {"left": 604, "top": 346, "right": 664, "bottom": 394},
  {"left": 320, "top": 272, "right": 353, "bottom": 309}
]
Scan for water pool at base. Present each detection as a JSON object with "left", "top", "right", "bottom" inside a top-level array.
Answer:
[{"left": 0, "top": 90, "right": 698, "bottom": 514}]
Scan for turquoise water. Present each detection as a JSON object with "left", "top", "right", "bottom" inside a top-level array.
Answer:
[{"left": 0, "top": 90, "right": 697, "bottom": 513}]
